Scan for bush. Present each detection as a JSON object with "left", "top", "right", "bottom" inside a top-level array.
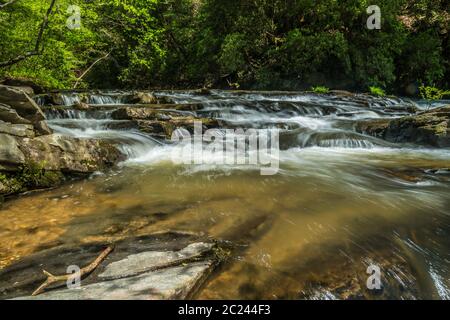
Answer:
[
  {"left": 419, "top": 86, "right": 450, "bottom": 101},
  {"left": 311, "top": 86, "right": 330, "bottom": 94},
  {"left": 369, "top": 86, "right": 386, "bottom": 97}
]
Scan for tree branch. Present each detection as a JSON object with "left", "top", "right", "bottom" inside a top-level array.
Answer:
[
  {"left": 0, "top": 0, "right": 17, "bottom": 10},
  {"left": 32, "top": 246, "right": 114, "bottom": 296},
  {"left": 73, "top": 51, "right": 112, "bottom": 89},
  {"left": 0, "top": 0, "right": 57, "bottom": 68}
]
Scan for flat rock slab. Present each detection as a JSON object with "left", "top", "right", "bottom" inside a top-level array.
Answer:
[{"left": 0, "top": 232, "right": 220, "bottom": 300}]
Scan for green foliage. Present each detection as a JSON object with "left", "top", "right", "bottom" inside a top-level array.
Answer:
[
  {"left": 0, "top": 162, "right": 64, "bottom": 195},
  {"left": 18, "top": 161, "right": 63, "bottom": 189},
  {"left": 0, "top": 0, "right": 448, "bottom": 92},
  {"left": 311, "top": 86, "right": 330, "bottom": 94},
  {"left": 419, "top": 86, "right": 450, "bottom": 100},
  {"left": 369, "top": 86, "right": 386, "bottom": 97},
  {"left": 419, "top": 86, "right": 450, "bottom": 106}
]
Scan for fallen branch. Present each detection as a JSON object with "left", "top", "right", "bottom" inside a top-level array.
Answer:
[
  {"left": 31, "top": 245, "right": 114, "bottom": 296},
  {"left": 73, "top": 51, "right": 112, "bottom": 89}
]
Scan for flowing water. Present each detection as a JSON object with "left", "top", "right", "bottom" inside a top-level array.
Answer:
[{"left": 1, "top": 91, "right": 449, "bottom": 299}]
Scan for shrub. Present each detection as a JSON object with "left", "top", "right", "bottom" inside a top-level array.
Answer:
[
  {"left": 311, "top": 86, "right": 330, "bottom": 94},
  {"left": 369, "top": 86, "right": 386, "bottom": 97}
]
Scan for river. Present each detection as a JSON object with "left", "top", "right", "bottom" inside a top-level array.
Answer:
[{"left": 0, "top": 90, "right": 449, "bottom": 299}]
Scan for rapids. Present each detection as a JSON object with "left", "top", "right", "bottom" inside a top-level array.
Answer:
[{"left": 1, "top": 90, "right": 449, "bottom": 299}]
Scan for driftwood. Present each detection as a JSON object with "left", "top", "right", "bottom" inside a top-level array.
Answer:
[{"left": 31, "top": 246, "right": 114, "bottom": 296}]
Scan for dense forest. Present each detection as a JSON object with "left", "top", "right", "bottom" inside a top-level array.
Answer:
[{"left": 0, "top": 0, "right": 448, "bottom": 94}]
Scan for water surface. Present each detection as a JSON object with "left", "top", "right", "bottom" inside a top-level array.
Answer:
[{"left": 1, "top": 91, "right": 449, "bottom": 299}]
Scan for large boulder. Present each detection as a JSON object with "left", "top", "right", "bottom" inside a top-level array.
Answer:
[
  {"left": 384, "top": 106, "right": 450, "bottom": 147},
  {"left": 17, "top": 134, "right": 125, "bottom": 173},
  {"left": 356, "top": 106, "right": 450, "bottom": 147},
  {"left": 0, "top": 134, "right": 125, "bottom": 196},
  {"left": 0, "top": 85, "right": 51, "bottom": 135},
  {"left": 1, "top": 78, "right": 44, "bottom": 94}
]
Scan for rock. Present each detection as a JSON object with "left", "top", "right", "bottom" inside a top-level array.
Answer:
[
  {"left": 0, "top": 85, "right": 45, "bottom": 122},
  {"left": 354, "top": 119, "right": 390, "bottom": 138},
  {"left": 99, "top": 242, "right": 214, "bottom": 280},
  {"left": 0, "top": 181, "right": 7, "bottom": 194},
  {"left": 0, "top": 103, "right": 32, "bottom": 125},
  {"left": 2, "top": 78, "right": 44, "bottom": 94},
  {"left": 111, "top": 107, "right": 175, "bottom": 121},
  {"left": 17, "top": 134, "right": 125, "bottom": 173},
  {"left": 0, "top": 134, "right": 26, "bottom": 171},
  {"left": 0, "top": 85, "right": 51, "bottom": 136},
  {"left": 384, "top": 106, "right": 450, "bottom": 147},
  {"left": 0, "top": 134, "right": 124, "bottom": 195},
  {"left": 18, "top": 262, "right": 214, "bottom": 300},
  {"left": 0, "top": 232, "right": 225, "bottom": 300},
  {"left": 33, "top": 120, "right": 53, "bottom": 136},
  {"left": 136, "top": 118, "right": 221, "bottom": 138},
  {"left": 329, "top": 90, "right": 354, "bottom": 97},
  {"left": 73, "top": 101, "right": 90, "bottom": 110},
  {"left": 128, "top": 92, "right": 158, "bottom": 104},
  {"left": 356, "top": 106, "right": 450, "bottom": 147},
  {"left": 0, "top": 121, "right": 35, "bottom": 138}
]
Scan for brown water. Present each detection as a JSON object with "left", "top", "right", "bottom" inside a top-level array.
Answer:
[{"left": 1, "top": 91, "right": 449, "bottom": 299}]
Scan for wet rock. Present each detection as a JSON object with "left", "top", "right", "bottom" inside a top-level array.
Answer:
[
  {"left": 355, "top": 119, "right": 390, "bottom": 138},
  {"left": 111, "top": 107, "right": 176, "bottom": 121},
  {"left": 384, "top": 106, "right": 450, "bottom": 147},
  {"left": 73, "top": 101, "right": 90, "bottom": 110},
  {"left": 0, "top": 134, "right": 124, "bottom": 196},
  {"left": 136, "top": 118, "right": 221, "bottom": 138},
  {"left": 17, "top": 134, "right": 125, "bottom": 173},
  {"left": 127, "top": 92, "right": 158, "bottom": 104},
  {"left": 0, "top": 232, "right": 223, "bottom": 300},
  {"left": 356, "top": 106, "right": 450, "bottom": 147}
]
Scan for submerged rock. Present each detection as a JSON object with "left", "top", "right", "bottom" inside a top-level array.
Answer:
[{"left": 0, "top": 232, "right": 225, "bottom": 300}]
